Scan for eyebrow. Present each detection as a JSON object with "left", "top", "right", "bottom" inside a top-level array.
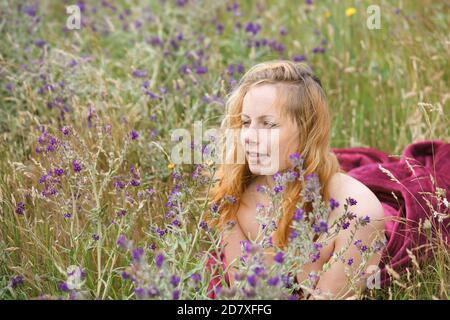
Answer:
[{"left": 240, "top": 114, "right": 277, "bottom": 120}]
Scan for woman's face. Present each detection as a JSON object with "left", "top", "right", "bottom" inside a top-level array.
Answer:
[{"left": 240, "top": 83, "right": 300, "bottom": 176}]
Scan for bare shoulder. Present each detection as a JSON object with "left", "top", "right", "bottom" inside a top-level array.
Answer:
[{"left": 326, "top": 172, "right": 384, "bottom": 223}]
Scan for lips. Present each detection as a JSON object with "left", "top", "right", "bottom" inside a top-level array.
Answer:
[{"left": 246, "top": 151, "right": 269, "bottom": 157}]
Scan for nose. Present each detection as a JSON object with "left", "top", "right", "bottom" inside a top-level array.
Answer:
[{"left": 242, "top": 127, "right": 259, "bottom": 149}]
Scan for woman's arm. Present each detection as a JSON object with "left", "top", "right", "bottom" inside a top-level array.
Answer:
[{"left": 310, "top": 192, "right": 386, "bottom": 299}]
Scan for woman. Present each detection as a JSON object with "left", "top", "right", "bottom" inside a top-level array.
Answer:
[{"left": 205, "top": 60, "right": 387, "bottom": 299}]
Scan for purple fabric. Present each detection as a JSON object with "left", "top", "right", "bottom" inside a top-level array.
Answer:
[
  {"left": 332, "top": 140, "right": 450, "bottom": 286},
  {"left": 206, "top": 140, "right": 450, "bottom": 296}
]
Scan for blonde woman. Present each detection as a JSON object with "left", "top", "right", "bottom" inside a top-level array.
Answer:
[{"left": 205, "top": 60, "right": 386, "bottom": 299}]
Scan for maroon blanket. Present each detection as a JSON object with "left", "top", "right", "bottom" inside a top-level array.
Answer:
[
  {"left": 332, "top": 139, "right": 450, "bottom": 286},
  {"left": 206, "top": 140, "right": 450, "bottom": 297}
]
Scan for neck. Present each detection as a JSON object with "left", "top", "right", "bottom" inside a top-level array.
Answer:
[{"left": 253, "top": 174, "right": 275, "bottom": 189}]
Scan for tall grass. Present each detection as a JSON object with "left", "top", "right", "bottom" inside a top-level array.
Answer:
[{"left": 0, "top": 0, "right": 448, "bottom": 299}]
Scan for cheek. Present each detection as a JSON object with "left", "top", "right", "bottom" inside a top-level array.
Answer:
[{"left": 258, "top": 130, "right": 271, "bottom": 154}]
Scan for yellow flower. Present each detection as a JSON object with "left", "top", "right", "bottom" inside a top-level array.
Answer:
[
  {"left": 345, "top": 7, "right": 356, "bottom": 17},
  {"left": 167, "top": 163, "right": 175, "bottom": 169},
  {"left": 324, "top": 11, "right": 331, "bottom": 18}
]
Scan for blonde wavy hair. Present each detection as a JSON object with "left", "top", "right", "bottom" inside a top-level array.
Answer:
[{"left": 206, "top": 60, "right": 343, "bottom": 248}]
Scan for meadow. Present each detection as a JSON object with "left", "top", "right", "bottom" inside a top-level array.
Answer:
[{"left": 0, "top": 0, "right": 448, "bottom": 299}]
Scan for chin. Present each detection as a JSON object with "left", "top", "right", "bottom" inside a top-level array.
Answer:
[{"left": 247, "top": 159, "right": 279, "bottom": 176}]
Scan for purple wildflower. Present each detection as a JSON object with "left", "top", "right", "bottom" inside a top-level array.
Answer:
[
  {"left": 156, "top": 228, "right": 167, "bottom": 237},
  {"left": 245, "top": 22, "right": 261, "bottom": 35},
  {"left": 224, "top": 195, "right": 236, "bottom": 204},
  {"left": 117, "top": 209, "right": 127, "bottom": 217},
  {"left": 289, "top": 152, "right": 302, "bottom": 166},
  {"left": 155, "top": 253, "right": 164, "bottom": 268},
  {"left": 35, "top": 39, "right": 46, "bottom": 48},
  {"left": 15, "top": 202, "right": 25, "bottom": 215},
  {"left": 254, "top": 266, "right": 265, "bottom": 276},
  {"left": 274, "top": 251, "right": 284, "bottom": 264},
  {"left": 267, "top": 276, "right": 279, "bottom": 286},
  {"left": 247, "top": 275, "right": 257, "bottom": 287},
  {"left": 132, "top": 69, "right": 147, "bottom": 78},
  {"left": 273, "top": 185, "right": 284, "bottom": 194},
  {"left": 54, "top": 168, "right": 65, "bottom": 176},
  {"left": 281, "top": 273, "right": 294, "bottom": 289},
  {"left": 312, "top": 47, "right": 325, "bottom": 54},
  {"left": 346, "top": 197, "right": 358, "bottom": 206},
  {"left": 191, "top": 273, "right": 201, "bottom": 283},
  {"left": 130, "top": 130, "right": 139, "bottom": 140},
  {"left": 148, "top": 285, "right": 160, "bottom": 297},
  {"left": 72, "top": 160, "right": 82, "bottom": 173},
  {"left": 135, "top": 287, "right": 145, "bottom": 298},
  {"left": 116, "top": 234, "right": 127, "bottom": 249},
  {"left": 241, "top": 240, "right": 252, "bottom": 254},
  {"left": 141, "top": 81, "right": 150, "bottom": 89},
  {"left": 58, "top": 282, "right": 70, "bottom": 292},
  {"left": 5, "top": 82, "right": 13, "bottom": 92},
  {"left": 310, "top": 252, "right": 321, "bottom": 263},
  {"left": 170, "top": 275, "right": 180, "bottom": 287},
  {"left": 170, "top": 275, "right": 181, "bottom": 287},
  {"left": 288, "top": 230, "right": 298, "bottom": 241},
  {"left": 10, "top": 275, "right": 24, "bottom": 289},
  {"left": 292, "top": 54, "right": 307, "bottom": 62},
  {"left": 149, "top": 242, "right": 157, "bottom": 250},
  {"left": 210, "top": 202, "right": 219, "bottom": 213},
  {"left": 255, "top": 184, "right": 265, "bottom": 193},
  {"left": 199, "top": 220, "right": 208, "bottom": 231},
  {"left": 149, "top": 34, "right": 163, "bottom": 47},
  {"left": 132, "top": 247, "right": 144, "bottom": 262},
  {"left": 216, "top": 23, "right": 224, "bottom": 34},
  {"left": 226, "top": 64, "right": 235, "bottom": 76},
  {"left": 195, "top": 66, "right": 208, "bottom": 74},
  {"left": 293, "top": 208, "right": 304, "bottom": 221},
  {"left": 360, "top": 215, "right": 371, "bottom": 226},
  {"left": 313, "top": 220, "right": 328, "bottom": 233},
  {"left": 114, "top": 180, "right": 125, "bottom": 190},
  {"left": 38, "top": 174, "right": 48, "bottom": 184},
  {"left": 329, "top": 198, "right": 340, "bottom": 210},
  {"left": 23, "top": 4, "right": 38, "bottom": 17}
]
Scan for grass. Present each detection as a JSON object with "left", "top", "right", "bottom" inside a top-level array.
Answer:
[{"left": 0, "top": 0, "right": 448, "bottom": 299}]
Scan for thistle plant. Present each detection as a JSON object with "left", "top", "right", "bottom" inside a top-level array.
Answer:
[
  {"left": 217, "top": 153, "right": 387, "bottom": 300},
  {"left": 1, "top": 0, "right": 448, "bottom": 301}
]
